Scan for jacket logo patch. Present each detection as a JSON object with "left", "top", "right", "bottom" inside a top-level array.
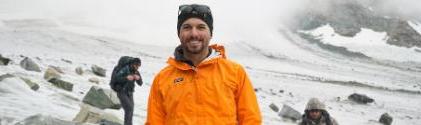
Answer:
[{"left": 174, "top": 77, "right": 184, "bottom": 84}]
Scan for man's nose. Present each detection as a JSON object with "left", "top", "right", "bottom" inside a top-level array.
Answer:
[{"left": 190, "top": 27, "right": 200, "bottom": 37}]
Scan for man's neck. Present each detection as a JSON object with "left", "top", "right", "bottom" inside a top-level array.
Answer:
[{"left": 183, "top": 47, "right": 210, "bottom": 66}]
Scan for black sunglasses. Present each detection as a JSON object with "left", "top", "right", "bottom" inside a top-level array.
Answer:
[{"left": 178, "top": 4, "right": 212, "bottom": 18}]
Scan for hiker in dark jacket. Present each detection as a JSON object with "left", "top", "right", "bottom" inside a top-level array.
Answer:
[
  {"left": 299, "top": 98, "right": 338, "bottom": 125},
  {"left": 115, "top": 57, "right": 143, "bottom": 125}
]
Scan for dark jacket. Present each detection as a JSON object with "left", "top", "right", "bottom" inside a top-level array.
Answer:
[{"left": 115, "top": 65, "right": 143, "bottom": 92}]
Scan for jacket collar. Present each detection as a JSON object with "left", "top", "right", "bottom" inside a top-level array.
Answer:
[{"left": 168, "top": 44, "right": 226, "bottom": 70}]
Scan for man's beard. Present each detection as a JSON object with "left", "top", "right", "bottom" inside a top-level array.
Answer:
[{"left": 182, "top": 43, "right": 205, "bottom": 54}]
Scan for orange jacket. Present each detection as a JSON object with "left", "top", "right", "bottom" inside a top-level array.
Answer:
[{"left": 145, "top": 44, "right": 261, "bottom": 125}]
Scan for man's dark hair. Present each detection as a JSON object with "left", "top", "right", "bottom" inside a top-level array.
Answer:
[{"left": 130, "top": 58, "right": 141, "bottom": 65}]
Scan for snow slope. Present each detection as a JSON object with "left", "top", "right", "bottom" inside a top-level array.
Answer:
[
  {"left": 300, "top": 24, "right": 421, "bottom": 62},
  {"left": 1, "top": 0, "right": 421, "bottom": 125}
]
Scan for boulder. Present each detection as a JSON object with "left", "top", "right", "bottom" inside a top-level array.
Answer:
[
  {"left": 348, "top": 93, "right": 374, "bottom": 104},
  {"left": 73, "top": 104, "right": 122, "bottom": 125},
  {"left": 82, "top": 86, "right": 121, "bottom": 109},
  {"left": 278, "top": 104, "right": 302, "bottom": 121},
  {"left": 91, "top": 65, "right": 106, "bottom": 77},
  {"left": 44, "top": 67, "right": 61, "bottom": 81},
  {"left": 88, "top": 77, "right": 100, "bottom": 84},
  {"left": 269, "top": 103, "right": 279, "bottom": 112},
  {"left": 0, "top": 54, "right": 11, "bottom": 65},
  {"left": 61, "top": 59, "right": 73, "bottom": 64},
  {"left": 15, "top": 114, "right": 76, "bottom": 125},
  {"left": 49, "top": 65, "right": 64, "bottom": 74},
  {"left": 379, "top": 113, "right": 393, "bottom": 125},
  {"left": 0, "top": 74, "right": 15, "bottom": 82},
  {"left": 76, "top": 67, "right": 84, "bottom": 75},
  {"left": 20, "top": 77, "right": 40, "bottom": 91},
  {"left": 48, "top": 78, "right": 73, "bottom": 92},
  {"left": 20, "top": 57, "right": 41, "bottom": 72}
]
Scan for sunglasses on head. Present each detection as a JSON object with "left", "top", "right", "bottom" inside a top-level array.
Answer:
[{"left": 178, "top": 4, "right": 212, "bottom": 18}]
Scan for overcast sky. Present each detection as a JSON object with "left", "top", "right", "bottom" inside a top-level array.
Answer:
[{"left": 0, "top": 0, "right": 420, "bottom": 46}]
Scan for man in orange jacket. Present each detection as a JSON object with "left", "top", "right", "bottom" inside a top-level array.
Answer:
[{"left": 145, "top": 4, "right": 262, "bottom": 125}]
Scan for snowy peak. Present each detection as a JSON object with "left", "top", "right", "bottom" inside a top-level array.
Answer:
[{"left": 293, "top": 0, "right": 421, "bottom": 48}]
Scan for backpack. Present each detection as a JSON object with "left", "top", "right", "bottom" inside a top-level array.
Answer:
[{"left": 110, "top": 56, "right": 134, "bottom": 91}]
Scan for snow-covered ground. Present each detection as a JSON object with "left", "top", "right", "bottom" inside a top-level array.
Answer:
[
  {"left": 300, "top": 24, "right": 421, "bottom": 62},
  {"left": 1, "top": 0, "right": 421, "bottom": 125},
  {"left": 409, "top": 21, "right": 421, "bottom": 36}
]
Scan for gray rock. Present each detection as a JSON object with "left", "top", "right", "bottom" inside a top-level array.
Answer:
[
  {"left": 294, "top": 0, "right": 421, "bottom": 48},
  {"left": 49, "top": 65, "right": 64, "bottom": 74},
  {"left": 348, "top": 93, "right": 374, "bottom": 104},
  {"left": 91, "top": 65, "right": 106, "bottom": 77},
  {"left": 387, "top": 20, "right": 421, "bottom": 48},
  {"left": 48, "top": 78, "right": 73, "bottom": 92},
  {"left": 379, "top": 113, "right": 393, "bottom": 125},
  {"left": 15, "top": 114, "right": 76, "bottom": 125},
  {"left": 0, "top": 74, "right": 15, "bottom": 82},
  {"left": 20, "top": 57, "right": 41, "bottom": 72},
  {"left": 269, "top": 103, "right": 279, "bottom": 112},
  {"left": 61, "top": 59, "right": 72, "bottom": 64},
  {"left": 76, "top": 67, "right": 84, "bottom": 75},
  {"left": 278, "top": 104, "right": 302, "bottom": 121},
  {"left": 20, "top": 77, "right": 40, "bottom": 91},
  {"left": 0, "top": 54, "right": 11, "bottom": 65},
  {"left": 88, "top": 77, "right": 100, "bottom": 84},
  {"left": 44, "top": 67, "right": 61, "bottom": 81},
  {"left": 73, "top": 104, "right": 122, "bottom": 125},
  {"left": 331, "top": 24, "right": 361, "bottom": 37},
  {"left": 82, "top": 86, "right": 121, "bottom": 109}
]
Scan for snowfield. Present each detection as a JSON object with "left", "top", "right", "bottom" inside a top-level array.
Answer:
[{"left": 1, "top": 0, "right": 421, "bottom": 125}]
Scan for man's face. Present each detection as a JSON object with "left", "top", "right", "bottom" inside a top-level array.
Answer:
[
  {"left": 132, "top": 64, "right": 140, "bottom": 70},
  {"left": 309, "top": 109, "right": 322, "bottom": 120},
  {"left": 179, "top": 18, "right": 211, "bottom": 54}
]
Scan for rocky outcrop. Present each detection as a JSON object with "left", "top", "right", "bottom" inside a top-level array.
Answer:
[
  {"left": 76, "top": 67, "right": 84, "bottom": 75},
  {"left": 73, "top": 104, "right": 122, "bottom": 125},
  {"left": 91, "top": 65, "right": 106, "bottom": 77},
  {"left": 387, "top": 20, "right": 421, "bottom": 48},
  {"left": 44, "top": 67, "right": 61, "bottom": 81},
  {"left": 88, "top": 77, "right": 100, "bottom": 84},
  {"left": 269, "top": 103, "right": 280, "bottom": 112},
  {"left": 48, "top": 78, "right": 73, "bottom": 92},
  {"left": 15, "top": 114, "right": 76, "bottom": 125},
  {"left": 0, "top": 74, "right": 15, "bottom": 82},
  {"left": 294, "top": 0, "right": 421, "bottom": 48},
  {"left": 0, "top": 74, "right": 39, "bottom": 91},
  {"left": 0, "top": 54, "right": 11, "bottom": 66},
  {"left": 20, "top": 57, "right": 41, "bottom": 72},
  {"left": 348, "top": 93, "right": 374, "bottom": 104},
  {"left": 20, "top": 77, "right": 40, "bottom": 91},
  {"left": 82, "top": 86, "right": 121, "bottom": 109},
  {"left": 278, "top": 105, "right": 302, "bottom": 121},
  {"left": 49, "top": 65, "right": 65, "bottom": 74},
  {"left": 379, "top": 113, "right": 393, "bottom": 125},
  {"left": 61, "top": 58, "right": 73, "bottom": 64}
]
